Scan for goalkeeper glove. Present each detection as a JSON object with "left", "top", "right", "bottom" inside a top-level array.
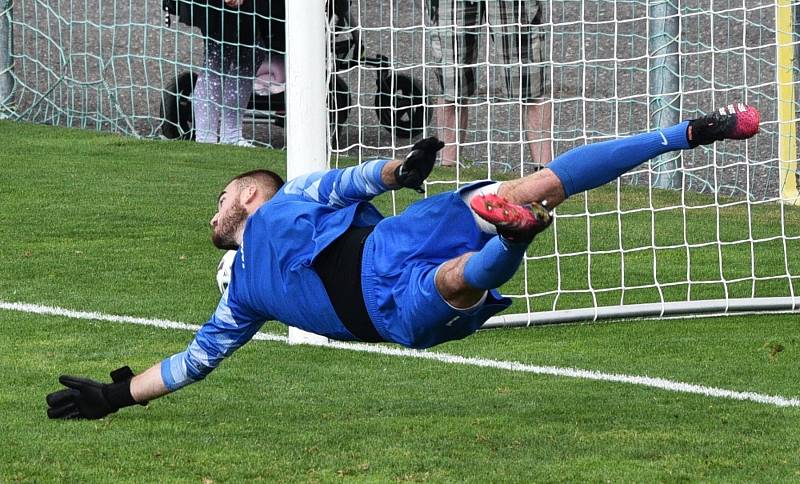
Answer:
[
  {"left": 394, "top": 137, "right": 445, "bottom": 193},
  {"left": 46, "top": 366, "right": 145, "bottom": 420}
]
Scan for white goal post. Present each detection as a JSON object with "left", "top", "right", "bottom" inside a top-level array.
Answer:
[
  {"left": 1, "top": 0, "right": 799, "bottom": 330},
  {"left": 285, "top": 0, "right": 331, "bottom": 344}
]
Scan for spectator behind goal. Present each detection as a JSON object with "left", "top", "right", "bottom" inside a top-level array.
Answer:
[
  {"left": 427, "top": 0, "right": 553, "bottom": 167},
  {"left": 164, "top": 0, "right": 284, "bottom": 147}
]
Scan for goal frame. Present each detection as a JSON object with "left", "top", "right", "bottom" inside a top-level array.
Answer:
[{"left": 284, "top": 0, "right": 800, "bottom": 328}]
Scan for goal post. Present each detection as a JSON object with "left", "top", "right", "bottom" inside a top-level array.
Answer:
[
  {"left": 648, "top": 0, "right": 681, "bottom": 190},
  {"left": 285, "top": 0, "right": 331, "bottom": 345},
  {"left": 777, "top": 0, "right": 799, "bottom": 204}
]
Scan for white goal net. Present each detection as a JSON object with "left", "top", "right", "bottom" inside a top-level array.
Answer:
[
  {"left": 325, "top": 0, "right": 800, "bottom": 325},
  {"left": 2, "top": 0, "right": 799, "bottom": 325}
]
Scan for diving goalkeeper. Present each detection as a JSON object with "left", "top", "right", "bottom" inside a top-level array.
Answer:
[{"left": 46, "top": 103, "right": 760, "bottom": 419}]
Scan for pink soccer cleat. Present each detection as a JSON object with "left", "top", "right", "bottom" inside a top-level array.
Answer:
[
  {"left": 688, "top": 103, "right": 760, "bottom": 147},
  {"left": 470, "top": 194, "right": 552, "bottom": 244}
]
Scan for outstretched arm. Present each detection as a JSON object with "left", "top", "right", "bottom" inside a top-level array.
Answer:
[
  {"left": 130, "top": 363, "right": 169, "bottom": 401},
  {"left": 283, "top": 137, "right": 444, "bottom": 208},
  {"left": 46, "top": 293, "right": 266, "bottom": 419},
  {"left": 282, "top": 158, "right": 394, "bottom": 208}
]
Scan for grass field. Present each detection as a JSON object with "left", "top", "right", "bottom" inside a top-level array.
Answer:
[{"left": 1, "top": 120, "right": 799, "bottom": 482}]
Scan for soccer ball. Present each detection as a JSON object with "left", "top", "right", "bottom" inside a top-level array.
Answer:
[{"left": 216, "top": 250, "right": 238, "bottom": 294}]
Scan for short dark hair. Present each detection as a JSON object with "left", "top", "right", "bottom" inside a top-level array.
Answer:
[{"left": 229, "top": 169, "right": 285, "bottom": 199}]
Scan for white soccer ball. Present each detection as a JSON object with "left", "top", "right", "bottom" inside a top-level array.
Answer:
[{"left": 216, "top": 250, "right": 238, "bottom": 294}]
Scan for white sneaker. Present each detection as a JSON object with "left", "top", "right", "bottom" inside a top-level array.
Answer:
[{"left": 224, "top": 138, "right": 256, "bottom": 148}]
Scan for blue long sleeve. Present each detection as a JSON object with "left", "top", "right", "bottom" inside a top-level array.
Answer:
[
  {"left": 160, "top": 289, "right": 266, "bottom": 391},
  {"left": 281, "top": 159, "right": 391, "bottom": 208}
]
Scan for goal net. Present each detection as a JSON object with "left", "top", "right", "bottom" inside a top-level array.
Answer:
[{"left": 1, "top": 0, "right": 798, "bottom": 325}]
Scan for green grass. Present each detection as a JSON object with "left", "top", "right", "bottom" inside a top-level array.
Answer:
[{"left": 2, "top": 121, "right": 800, "bottom": 482}]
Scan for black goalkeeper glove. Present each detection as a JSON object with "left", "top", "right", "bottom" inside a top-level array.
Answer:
[
  {"left": 394, "top": 136, "right": 445, "bottom": 193},
  {"left": 46, "top": 366, "right": 145, "bottom": 420}
]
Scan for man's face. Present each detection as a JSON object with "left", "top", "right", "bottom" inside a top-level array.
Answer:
[{"left": 210, "top": 181, "right": 249, "bottom": 250}]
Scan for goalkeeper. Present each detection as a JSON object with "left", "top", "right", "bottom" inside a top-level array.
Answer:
[{"left": 46, "top": 104, "right": 760, "bottom": 419}]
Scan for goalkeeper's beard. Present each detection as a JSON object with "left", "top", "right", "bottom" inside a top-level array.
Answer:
[{"left": 212, "top": 200, "right": 248, "bottom": 250}]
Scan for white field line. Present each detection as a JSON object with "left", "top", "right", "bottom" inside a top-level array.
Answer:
[{"left": 3, "top": 300, "right": 799, "bottom": 408}]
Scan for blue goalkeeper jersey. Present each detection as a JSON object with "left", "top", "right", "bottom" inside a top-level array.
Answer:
[
  {"left": 161, "top": 160, "right": 389, "bottom": 390},
  {"left": 160, "top": 159, "right": 510, "bottom": 391}
]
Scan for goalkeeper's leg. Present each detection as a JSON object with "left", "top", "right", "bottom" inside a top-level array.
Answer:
[
  {"left": 434, "top": 103, "right": 760, "bottom": 309},
  {"left": 498, "top": 103, "right": 760, "bottom": 208}
]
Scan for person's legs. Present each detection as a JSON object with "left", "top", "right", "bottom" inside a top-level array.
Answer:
[
  {"left": 437, "top": 102, "right": 469, "bottom": 166},
  {"left": 434, "top": 220, "right": 548, "bottom": 310},
  {"left": 507, "top": 103, "right": 760, "bottom": 208},
  {"left": 491, "top": 0, "right": 552, "bottom": 165},
  {"left": 218, "top": 45, "right": 246, "bottom": 145},
  {"left": 434, "top": 104, "right": 760, "bottom": 308},
  {"left": 498, "top": 164, "right": 566, "bottom": 207},
  {"left": 433, "top": 181, "right": 548, "bottom": 310},
  {"left": 525, "top": 101, "right": 552, "bottom": 164},
  {"left": 432, "top": 127, "right": 674, "bottom": 308},
  {"left": 499, "top": 120, "right": 693, "bottom": 210},
  {"left": 219, "top": 43, "right": 266, "bottom": 145},
  {"left": 435, "top": 252, "right": 485, "bottom": 309},
  {"left": 194, "top": 39, "right": 224, "bottom": 144},
  {"left": 429, "top": 0, "right": 481, "bottom": 166}
]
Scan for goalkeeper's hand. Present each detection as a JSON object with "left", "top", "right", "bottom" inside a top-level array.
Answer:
[
  {"left": 46, "top": 366, "right": 145, "bottom": 420},
  {"left": 394, "top": 137, "right": 445, "bottom": 193}
]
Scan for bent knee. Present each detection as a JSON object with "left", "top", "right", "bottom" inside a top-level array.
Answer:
[{"left": 434, "top": 254, "right": 486, "bottom": 309}]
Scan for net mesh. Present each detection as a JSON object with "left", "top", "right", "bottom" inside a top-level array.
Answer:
[{"left": 2, "top": 0, "right": 799, "bottom": 321}]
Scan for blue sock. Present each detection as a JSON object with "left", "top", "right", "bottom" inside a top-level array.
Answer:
[
  {"left": 463, "top": 236, "right": 527, "bottom": 290},
  {"left": 547, "top": 121, "right": 691, "bottom": 198}
]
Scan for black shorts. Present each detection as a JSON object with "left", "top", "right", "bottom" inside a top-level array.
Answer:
[{"left": 313, "top": 225, "right": 384, "bottom": 343}]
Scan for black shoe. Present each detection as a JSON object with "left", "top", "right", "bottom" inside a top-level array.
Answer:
[{"left": 688, "top": 103, "right": 760, "bottom": 147}]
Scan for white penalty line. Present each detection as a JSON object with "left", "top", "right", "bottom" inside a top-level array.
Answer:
[{"left": 3, "top": 300, "right": 799, "bottom": 408}]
